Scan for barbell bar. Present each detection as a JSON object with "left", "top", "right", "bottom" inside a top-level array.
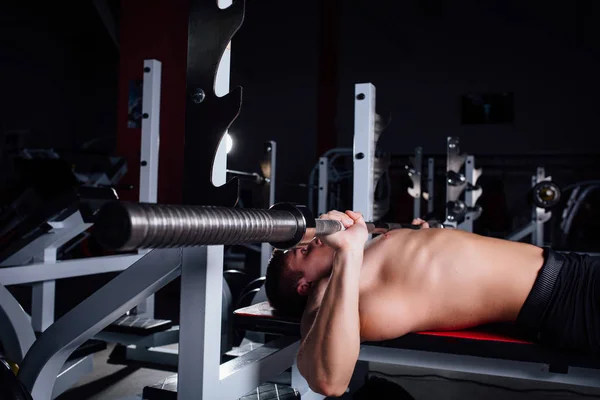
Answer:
[{"left": 92, "top": 201, "right": 437, "bottom": 252}]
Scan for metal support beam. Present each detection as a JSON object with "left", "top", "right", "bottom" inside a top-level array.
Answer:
[
  {"left": 317, "top": 157, "right": 329, "bottom": 216},
  {"left": 177, "top": 246, "right": 222, "bottom": 399},
  {"left": 353, "top": 83, "right": 377, "bottom": 221},
  {"left": 0, "top": 254, "right": 143, "bottom": 286},
  {"left": 18, "top": 249, "right": 181, "bottom": 400},
  {"left": 27, "top": 211, "right": 90, "bottom": 332},
  {"left": 0, "top": 283, "right": 36, "bottom": 364},
  {"left": 139, "top": 59, "right": 162, "bottom": 205},
  {"left": 135, "top": 58, "right": 162, "bottom": 319}
]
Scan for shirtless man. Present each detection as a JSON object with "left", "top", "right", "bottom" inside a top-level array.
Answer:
[{"left": 264, "top": 209, "right": 600, "bottom": 397}]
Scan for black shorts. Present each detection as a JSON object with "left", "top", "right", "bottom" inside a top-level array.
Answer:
[{"left": 516, "top": 248, "right": 600, "bottom": 354}]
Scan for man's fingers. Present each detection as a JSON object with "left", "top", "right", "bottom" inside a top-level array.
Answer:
[
  {"left": 345, "top": 210, "right": 364, "bottom": 222},
  {"left": 321, "top": 210, "right": 354, "bottom": 228}
]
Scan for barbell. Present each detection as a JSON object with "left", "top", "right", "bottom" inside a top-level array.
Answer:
[{"left": 92, "top": 201, "right": 430, "bottom": 252}]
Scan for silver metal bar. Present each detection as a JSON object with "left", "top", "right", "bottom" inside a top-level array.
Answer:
[
  {"left": 318, "top": 157, "right": 329, "bottom": 216},
  {"left": 0, "top": 283, "right": 36, "bottom": 364},
  {"left": 0, "top": 254, "right": 143, "bottom": 286},
  {"left": 94, "top": 202, "right": 353, "bottom": 251},
  {"left": 136, "top": 58, "right": 162, "bottom": 319},
  {"left": 353, "top": 83, "right": 377, "bottom": 222},
  {"left": 18, "top": 248, "right": 181, "bottom": 400}
]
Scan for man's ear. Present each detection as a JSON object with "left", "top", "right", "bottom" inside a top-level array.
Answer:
[{"left": 297, "top": 279, "right": 310, "bottom": 296}]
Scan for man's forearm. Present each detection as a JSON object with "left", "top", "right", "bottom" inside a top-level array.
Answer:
[{"left": 297, "top": 248, "right": 363, "bottom": 396}]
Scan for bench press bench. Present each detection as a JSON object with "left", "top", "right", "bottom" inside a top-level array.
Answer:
[{"left": 233, "top": 301, "right": 600, "bottom": 398}]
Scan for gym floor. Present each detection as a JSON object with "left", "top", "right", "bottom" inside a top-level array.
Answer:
[{"left": 55, "top": 344, "right": 600, "bottom": 400}]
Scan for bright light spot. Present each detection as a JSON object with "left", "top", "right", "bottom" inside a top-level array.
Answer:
[{"left": 226, "top": 133, "right": 233, "bottom": 154}]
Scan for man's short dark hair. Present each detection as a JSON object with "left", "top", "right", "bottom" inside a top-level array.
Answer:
[{"left": 265, "top": 249, "right": 308, "bottom": 318}]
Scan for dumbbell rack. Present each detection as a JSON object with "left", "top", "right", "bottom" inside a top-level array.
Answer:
[{"left": 443, "top": 137, "right": 483, "bottom": 231}]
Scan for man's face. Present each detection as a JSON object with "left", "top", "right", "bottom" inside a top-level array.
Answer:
[{"left": 285, "top": 239, "right": 335, "bottom": 296}]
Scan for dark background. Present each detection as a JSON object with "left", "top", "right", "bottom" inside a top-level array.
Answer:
[
  {"left": 2, "top": 1, "right": 599, "bottom": 213},
  {"left": 1, "top": 1, "right": 600, "bottom": 320}
]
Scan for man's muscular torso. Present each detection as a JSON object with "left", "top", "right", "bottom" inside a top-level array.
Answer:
[{"left": 303, "top": 228, "right": 545, "bottom": 342}]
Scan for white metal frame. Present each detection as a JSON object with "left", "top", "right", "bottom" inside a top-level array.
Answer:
[
  {"left": 0, "top": 59, "right": 164, "bottom": 398},
  {"left": 353, "top": 83, "right": 377, "bottom": 222},
  {"left": 134, "top": 58, "right": 162, "bottom": 319},
  {"left": 317, "top": 157, "right": 329, "bottom": 216}
]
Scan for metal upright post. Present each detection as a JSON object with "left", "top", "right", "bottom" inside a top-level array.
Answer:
[
  {"left": 427, "top": 158, "right": 435, "bottom": 215},
  {"left": 318, "top": 157, "right": 329, "bottom": 216},
  {"left": 31, "top": 281, "right": 54, "bottom": 334},
  {"left": 0, "top": 283, "right": 36, "bottom": 364},
  {"left": 177, "top": 0, "right": 232, "bottom": 397},
  {"left": 31, "top": 212, "right": 90, "bottom": 333},
  {"left": 139, "top": 59, "right": 162, "bottom": 205},
  {"left": 353, "top": 83, "right": 377, "bottom": 222},
  {"left": 260, "top": 141, "right": 277, "bottom": 277},
  {"left": 135, "top": 59, "right": 162, "bottom": 319}
]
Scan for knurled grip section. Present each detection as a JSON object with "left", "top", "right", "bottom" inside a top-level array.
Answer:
[
  {"left": 94, "top": 202, "right": 300, "bottom": 251},
  {"left": 315, "top": 219, "right": 344, "bottom": 236}
]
